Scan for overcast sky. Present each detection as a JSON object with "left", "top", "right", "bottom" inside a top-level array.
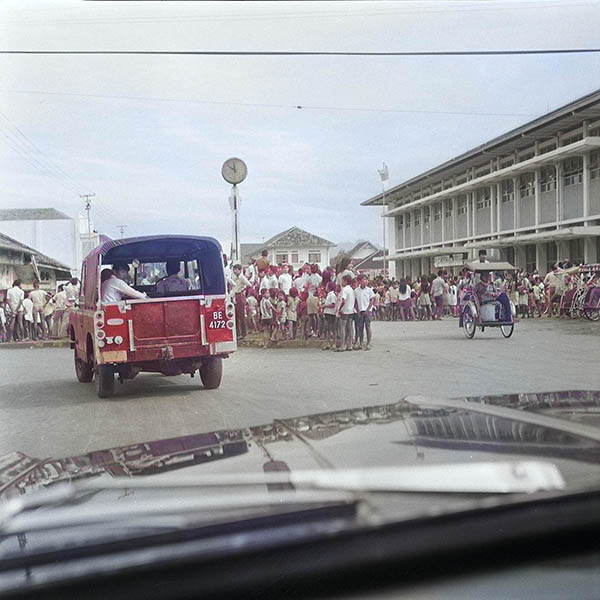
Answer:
[{"left": 1, "top": 0, "right": 599, "bottom": 251}]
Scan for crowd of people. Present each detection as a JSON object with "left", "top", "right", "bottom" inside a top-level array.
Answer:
[{"left": 0, "top": 278, "right": 80, "bottom": 343}]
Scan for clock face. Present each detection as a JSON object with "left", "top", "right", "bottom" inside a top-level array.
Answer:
[{"left": 221, "top": 157, "right": 247, "bottom": 184}]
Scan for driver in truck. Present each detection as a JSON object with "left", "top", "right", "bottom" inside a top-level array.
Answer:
[{"left": 101, "top": 263, "right": 147, "bottom": 304}]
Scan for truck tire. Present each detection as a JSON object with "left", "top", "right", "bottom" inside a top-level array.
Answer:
[
  {"left": 96, "top": 364, "right": 115, "bottom": 398},
  {"left": 199, "top": 357, "right": 223, "bottom": 389},
  {"left": 74, "top": 350, "right": 94, "bottom": 383}
]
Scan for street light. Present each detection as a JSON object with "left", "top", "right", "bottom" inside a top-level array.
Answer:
[{"left": 377, "top": 162, "right": 389, "bottom": 277}]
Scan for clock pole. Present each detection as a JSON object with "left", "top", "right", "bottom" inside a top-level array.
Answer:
[{"left": 229, "top": 184, "right": 241, "bottom": 264}]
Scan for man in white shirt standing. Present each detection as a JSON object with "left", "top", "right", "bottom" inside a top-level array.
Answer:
[
  {"left": 6, "top": 279, "right": 25, "bottom": 341},
  {"left": 29, "top": 281, "right": 51, "bottom": 339},
  {"left": 431, "top": 271, "right": 446, "bottom": 320},
  {"left": 64, "top": 277, "right": 80, "bottom": 306},
  {"left": 335, "top": 274, "right": 356, "bottom": 352},
  {"left": 51, "top": 284, "right": 69, "bottom": 338},
  {"left": 354, "top": 275, "right": 375, "bottom": 350},
  {"left": 278, "top": 265, "right": 293, "bottom": 295},
  {"left": 22, "top": 293, "right": 34, "bottom": 340},
  {"left": 231, "top": 264, "right": 251, "bottom": 339}
]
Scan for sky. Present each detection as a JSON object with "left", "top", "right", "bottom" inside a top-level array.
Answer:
[{"left": 1, "top": 0, "right": 599, "bottom": 252}]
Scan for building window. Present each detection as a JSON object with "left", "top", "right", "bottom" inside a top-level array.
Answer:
[
  {"left": 40, "top": 270, "right": 51, "bottom": 281},
  {"left": 476, "top": 188, "right": 491, "bottom": 209},
  {"left": 291, "top": 252, "right": 299, "bottom": 263},
  {"left": 590, "top": 150, "right": 600, "bottom": 180},
  {"left": 457, "top": 198, "right": 467, "bottom": 215},
  {"left": 501, "top": 179, "right": 514, "bottom": 203},
  {"left": 563, "top": 157, "right": 583, "bottom": 186},
  {"left": 405, "top": 213, "right": 411, "bottom": 227},
  {"left": 525, "top": 245, "right": 536, "bottom": 273},
  {"left": 444, "top": 200, "right": 453, "bottom": 217},
  {"left": 398, "top": 215, "right": 404, "bottom": 226},
  {"left": 545, "top": 242, "right": 558, "bottom": 273},
  {"left": 540, "top": 166, "right": 556, "bottom": 192},
  {"left": 308, "top": 251, "right": 321, "bottom": 263},
  {"left": 569, "top": 238, "right": 584, "bottom": 265},
  {"left": 433, "top": 204, "right": 442, "bottom": 221},
  {"left": 414, "top": 212, "right": 421, "bottom": 226},
  {"left": 562, "top": 132, "right": 583, "bottom": 146},
  {"left": 519, "top": 173, "right": 535, "bottom": 198},
  {"left": 275, "top": 253, "right": 288, "bottom": 264},
  {"left": 423, "top": 207, "right": 430, "bottom": 224}
]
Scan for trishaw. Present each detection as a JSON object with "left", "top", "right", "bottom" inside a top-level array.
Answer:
[
  {"left": 69, "top": 235, "right": 236, "bottom": 398},
  {"left": 458, "top": 260, "right": 517, "bottom": 339}
]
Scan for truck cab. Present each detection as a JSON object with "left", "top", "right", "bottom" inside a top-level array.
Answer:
[{"left": 69, "top": 235, "right": 236, "bottom": 397}]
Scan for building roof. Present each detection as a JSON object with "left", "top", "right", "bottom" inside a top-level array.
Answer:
[
  {"left": 354, "top": 250, "right": 385, "bottom": 272},
  {"left": 0, "top": 232, "right": 72, "bottom": 273},
  {"left": 0, "top": 208, "right": 71, "bottom": 221},
  {"left": 262, "top": 226, "right": 335, "bottom": 248},
  {"left": 362, "top": 87, "right": 600, "bottom": 206},
  {"left": 343, "top": 240, "right": 380, "bottom": 259}
]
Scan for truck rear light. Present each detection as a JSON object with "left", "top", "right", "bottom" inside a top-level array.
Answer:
[
  {"left": 94, "top": 311, "right": 104, "bottom": 322},
  {"left": 96, "top": 321, "right": 104, "bottom": 329},
  {"left": 96, "top": 330, "right": 106, "bottom": 340},
  {"left": 106, "top": 337, "right": 114, "bottom": 344},
  {"left": 114, "top": 335, "right": 123, "bottom": 345},
  {"left": 226, "top": 302, "right": 235, "bottom": 312},
  {"left": 97, "top": 340, "right": 105, "bottom": 348},
  {"left": 226, "top": 320, "right": 235, "bottom": 330}
]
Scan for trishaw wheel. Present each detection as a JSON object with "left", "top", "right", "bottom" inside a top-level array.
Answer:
[
  {"left": 200, "top": 357, "right": 223, "bottom": 389},
  {"left": 583, "top": 306, "right": 600, "bottom": 321},
  {"left": 74, "top": 351, "right": 94, "bottom": 383},
  {"left": 501, "top": 324, "right": 514, "bottom": 338},
  {"left": 463, "top": 308, "right": 476, "bottom": 339},
  {"left": 96, "top": 364, "right": 115, "bottom": 398}
]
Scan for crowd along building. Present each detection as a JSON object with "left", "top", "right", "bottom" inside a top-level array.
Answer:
[{"left": 362, "top": 88, "right": 600, "bottom": 279}]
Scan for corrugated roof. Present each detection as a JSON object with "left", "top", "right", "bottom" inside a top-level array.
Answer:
[
  {"left": 0, "top": 232, "right": 72, "bottom": 272},
  {"left": 362, "top": 87, "right": 600, "bottom": 206},
  {"left": 0, "top": 208, "right": 71, "bottom": 221}
]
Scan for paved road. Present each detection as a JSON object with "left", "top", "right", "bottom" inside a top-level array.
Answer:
[{"left": 1, "top": 318, "right": 598, "bottom": 459}]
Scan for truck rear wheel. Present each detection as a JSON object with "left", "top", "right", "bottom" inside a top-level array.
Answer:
[
  {"left": 96, "top": 364, "right": 115, "bottom": 398},
  {"left": 74, "top": 351, "right": 94, "bottom": 383},
  {"left": 199, "top": 357, "right": 222, "bottom": 389}
]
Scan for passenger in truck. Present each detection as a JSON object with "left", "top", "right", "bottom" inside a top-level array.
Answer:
[{"left": 101, "top": 265, "right": 147, "bottom": 304}]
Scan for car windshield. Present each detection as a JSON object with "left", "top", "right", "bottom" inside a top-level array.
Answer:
[{"left": 1, "top": 0, "right": 600, "bottom": 589}]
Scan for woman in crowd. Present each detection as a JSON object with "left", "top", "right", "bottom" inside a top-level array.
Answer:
[{"left": 417, "top": 275, "right": 432, "bottom": 320}]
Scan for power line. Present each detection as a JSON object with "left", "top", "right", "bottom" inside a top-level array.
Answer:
[
  {"left": 0, "top": 88, "right": 541, "bottom": 118},
  {"left": 1, "top": 48, "right": 599, "bottom": 56}
]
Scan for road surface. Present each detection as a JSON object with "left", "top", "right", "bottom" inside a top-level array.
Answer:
[{"left": 1, "top": 318, "right": 598, "bottom": 458}]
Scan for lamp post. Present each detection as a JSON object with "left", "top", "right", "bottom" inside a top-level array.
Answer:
[{"left": 377, "top": 162, "right": 389, "bottom": 277}]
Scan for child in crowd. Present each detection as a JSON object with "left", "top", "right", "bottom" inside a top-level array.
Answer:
[
  {"left": 286, "top": 288, "right": 300, "bottom": 339},
  {"left": 259, "top": 288, "right": 274, "bottom": 348},
  {"left": 245, "top": 290, "right": 258, "bottom": 333}
]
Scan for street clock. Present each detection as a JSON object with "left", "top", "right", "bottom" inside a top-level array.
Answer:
[{"left": 221, "top": 157, "right": 247, "bottom": 185}]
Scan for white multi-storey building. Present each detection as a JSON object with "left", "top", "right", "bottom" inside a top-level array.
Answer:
[{"left": 362, "top": 89, "right": 600, "bottom": 278}]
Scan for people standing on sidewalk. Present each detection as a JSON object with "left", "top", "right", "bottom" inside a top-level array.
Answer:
[
  {"left": 397, "top": 278, "right": 413, "bottom": 321},
  {"left": 286, "top": 288, "right": 300, "bottom": 339},
  {"left": 418, "top": 276, "right": 432, "bottom": 320},
  {"left": 355, "top": 275, "right": 375, "bottom": 350},
  {"left": 321, "top": 282, "right": 337, "bottom": 350},
  {"left": 388, "top": 282, "right": 400, "bottom": 321},
  {"left": 278, "top": 265, "right": 293, "bottom": 295},
  {"left": 259, "top": 288, "right": 274, "bottom": 348},
  {"left": 52, "top": 284, "right": 68, "bottom": 338},
  {"left": 22, "top": 293, "right": 34, "bottom": 340}
]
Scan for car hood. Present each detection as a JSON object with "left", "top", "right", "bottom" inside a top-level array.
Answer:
[{"left": 2, "top": 390, "right": 600, "bottom": 501}]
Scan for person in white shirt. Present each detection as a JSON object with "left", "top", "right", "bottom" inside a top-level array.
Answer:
[
  {"left": 246, "top": 260, "right": 258, "bottom": 285},
  {"left": 156, "top": 260, "right": 191, "bottom": 295},
  {"left": 51, "top": 285, "right": 68, "bottom": 338},
  {"left": 278, "top": 266, "right": 293, "bottom": 295},
  {"left": 306, "top": 265, "right": 322, "bottom": 296},
  {"left": 431, "top": 271, "right": 446, "bottom": 320},
  {"left": 354, "top": 276, "right": 375, "bottom": 350},
  {"left": 322, "top": 282, "right": 338, "bottom": 350},
  {"left": 29, "top": 281, "right": 51, "bottom": 339},
  {"left": 264, "top": 267, "right": 279, "bottom": 290},
  {"left": 6, "top": 280, "right": 25, "bottom": 341},
  {"left": 22, "top": 294, "right": 34, "bottom": 340},
  {"left": 335, "top": 274, "right": 356, "bottom": 352},
  {"left": 231, "top": 264, "right": 251, "bottom": 338},
  {"left": 64, "top": 278, "right": 80, "bottom": 306},
  {"left": 101, "top": 264, "right": 147, "bottom": 304}
]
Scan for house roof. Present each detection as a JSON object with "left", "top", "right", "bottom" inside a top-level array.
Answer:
[
  {"left": 262, "top": 226, "right": 335, "bottom": 248},
  {"left": 354, "top": 250, "right": 385, "bottom": 272},
  {"left": 0, "top": 232, "right": 72, "bottom": 273},
  {"left": 343, "top": 240, "right": 379, "bottom": 259},
  {"left": 0, "top": 208, "right": 71, "bottom": 221}
]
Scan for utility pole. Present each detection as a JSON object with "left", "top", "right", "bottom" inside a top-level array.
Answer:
[
  {"left": 117, "top": 225, "right": 127, "bottom": 239},
  {"left": 80, "top": 193, "right": 95, "bottom": 254},
  {"left": 377, "top": 163, "right": 389, "bottom": 277}
]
